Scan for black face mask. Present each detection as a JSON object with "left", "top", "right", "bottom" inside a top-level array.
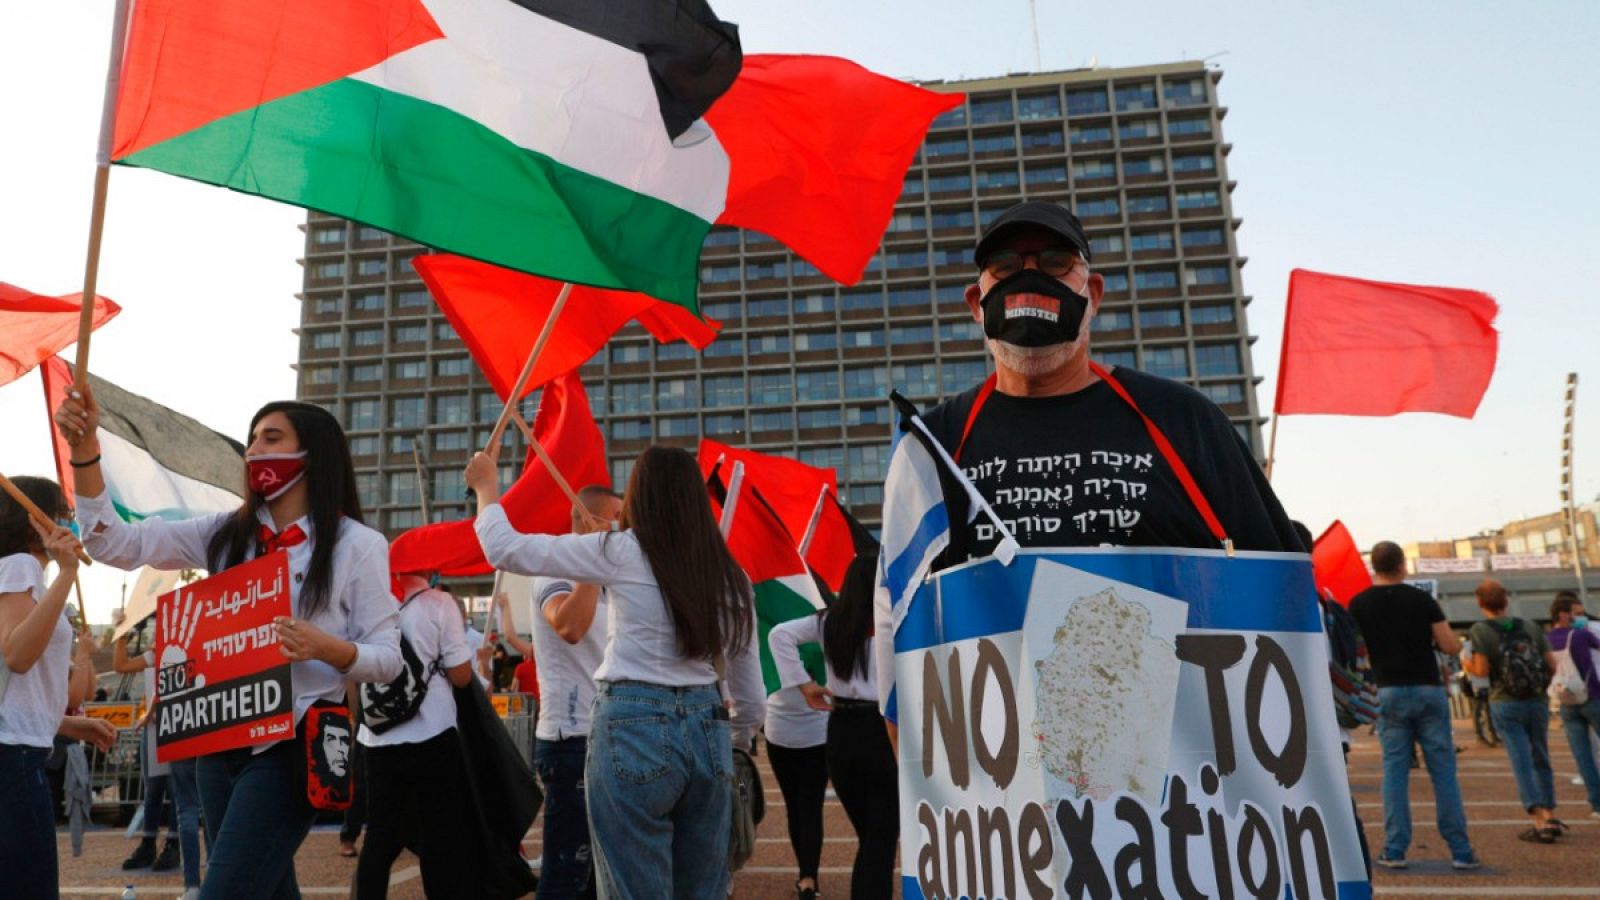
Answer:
[{"left": 979, "top": 268, "right": 1090, "bottom": 347}]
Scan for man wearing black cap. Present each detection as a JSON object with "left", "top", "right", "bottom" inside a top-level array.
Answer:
[{"left": 918, "top": 200, "right": 1299, "bottom": 561}]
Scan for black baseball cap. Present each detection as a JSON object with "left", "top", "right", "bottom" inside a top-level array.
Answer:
[{"left": 972, "top": 201, "right": 1092, "bottom": 269}]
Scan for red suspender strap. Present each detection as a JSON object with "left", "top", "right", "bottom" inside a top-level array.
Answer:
[
  {"left": 1089, "top": 361, "right": 1231, "bottom": 547},
  {"left": 953, "top": 373, "right": 997, "bottom": 464}
]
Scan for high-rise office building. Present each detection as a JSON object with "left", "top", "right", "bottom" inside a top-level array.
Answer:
[{"left": 295, "top": 60, "right": 1261, "bottom": 539}]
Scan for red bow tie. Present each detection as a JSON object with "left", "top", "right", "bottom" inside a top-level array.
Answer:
[{"left": 257, "top": 523, "right": 308, "bottom": 555}]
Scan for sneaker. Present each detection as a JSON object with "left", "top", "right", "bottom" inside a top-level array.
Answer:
[
  {"left": 796, "top": 880, "right": 819, "bottom": 900},
  {"left": 1375, "top": 853, "right": 1408, "bottom": 870},
  {"left": 1589, "top": 810, "right": 1600, "bottom": 820},
  {"left": 151, "top": 840, "right": 181, "bottom": 872},
  {"left": 1451, "top": 853, "right": 1482, "bottom": 870},
  {"left": 122, "top": 837, "right": 157, "bottom": 871}
]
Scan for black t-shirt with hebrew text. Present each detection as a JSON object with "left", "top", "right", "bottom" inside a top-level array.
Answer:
[{"left": 920, "top": 367, "right": 1300, "bottom": 564}]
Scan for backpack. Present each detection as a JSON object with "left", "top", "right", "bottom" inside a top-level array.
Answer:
[
  {"left": 1321, "top": 597, "right": 1380, "bottom": 728},
  {"left": 360, "top": 590, "right": 439, "bottom": 734},
  {"left": 1548, "top": 633, "right": 1590, "bottom": 706},
  {"left": 1494, "top": 618, "right": 1550, "bottom": 700}
]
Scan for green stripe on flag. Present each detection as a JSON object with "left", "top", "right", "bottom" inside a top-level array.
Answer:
[
  {"left": 120, "top": 78, "right": 709, "bottom": 310},
  {"left": 754, "top": 578, "right": 828, "bottom": 694}
]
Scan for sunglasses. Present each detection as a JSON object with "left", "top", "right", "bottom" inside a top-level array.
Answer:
[{"left": 982, "top": 248, "right": 1082, "bottom": 280}]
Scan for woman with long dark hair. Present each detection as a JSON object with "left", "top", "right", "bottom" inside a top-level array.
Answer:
[
  {"left": 468, "top": 444, "right": 763, "bottom": 899},
  {"left": 55, "top": 391, "right": 402, "bottom": 900},
  {"left": 0, "top": 476, "right": 117, "bottom": 899},
  {"left": 768, "top": 551, "right": 897, "bottom": 900}
]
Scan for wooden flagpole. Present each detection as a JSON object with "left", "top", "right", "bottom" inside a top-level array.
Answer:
[
  {"left": 507, "top": 411, "right": 585, "bottom": 512},
  {"left": 0, "top": 472, "right": 92, "bottom": 565},
  {"left": 484, "top": 282, "right": 574, "bottom": 453},
  {"left": 72, "top": 0, "right": 134, "bottom": 394},
  {"left": 1264, "top": 412, "right": 1281, "bottom": 481}
]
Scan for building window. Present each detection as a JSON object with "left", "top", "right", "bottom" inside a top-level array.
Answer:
[
  {"left": 745, "top": 259, "right": 788, "bottom": 281},
  {"left": 1191, "top": 303, "right": 1236, "bottom": 325},
  {"left": 350, "top": 291, "right": 384, "bottom": 312},
  {"left": 610, "top": 381, "right": 650, "bottom": 415},
  {"left": 925, "top": 137, "right": 968, "bottom": 159},
  {"left": 1181, "top": 226, "right": 1225, "bottom": 249},
  {"left": 1169, "top": 116, "right": 1211, "bottom": 136},
  {"left": 1094, "top": 310, "right": 1133, "bottom": 332},
  {"left": 888, "top": 288, "right": 931, "bottom": 309},
  {"left": 1069, "top": 124, "right": 1111, "bottom": 146},
  {"left": 1195, "top": 344, "right": 1242, "bottom": 376},
  {"left": 1100, "top": 271, "right": 1130, "bottom": 293},
  {"left": 611, "top": 342, "right": 649, "bottom": 364},
  {"left": 656, "top": 342, "right": 695, "bottom": 362},
  {"left": 977, "top": 206, "right": 1007, "bottom": 227},
  {"left": 751, "top": 410, "right": 793, "bottom": 432},
  {"left": 800, "top": 446, "right": 846, "bottom": 471},
  {"left": 312, "top": 226, "right": 345, "bottom": 245},
  {"left": 1123, "top": 155, "right": 1166, "bottom": 176},
  {"left": 1172, "top": 153, "right": 1216, "bottom": 173},
  {"left": 430, "top": 469, "right": 465, "bottom": 503},
  {"left": 356, "top": 257, "right": 387, "bottom": 276},
  {"left": 1022, "top": 127, "right": 1065, "bottom": 151},
  {"left": 848, "top": 484, "right": 884, "bottom": 506},
  {"left": 391, "top": 360, "right": 426, "bottom": 380},
  {"left": 940, "top": 320, "right": 982, "bottom": 344},
  {"left": 942, "top": 360, "right": 988, "bottom": 393},
  {"left": 930, "top": 208, "right": 975, "bottom": 231},
  {"left": 309, "top": 331, "right": 341, "bottom": 350},
  {"left": 1017, "top": 92, "right": 1061, "bottom": 121},
  {"left": 659, "top": 416, "right": 699, "bottom": 438},
  {"left": 1185, "top": 264, "right": 1231, "bottom": 287},
  {"left": 356, "top": 226, "right": 386, "bottom": 242},
  {"left": 347, "top": 399, "right": 380, "bottom": 430},
  {"left": 390, "top": 396, "right": 425, "bottom": 429},
  {"left": 847, "top": 445, "right": 892, "bottom": 482},
  {"left": 1114, "top": 83, "right": 1157, "bottom": 112},
  {"left": 656, "top": 377, "right": 693, "bottom": 411},
  {"left": 704, "top": 413, "right": 745, "bottom": 436},
  {"left": 1127, "top": 193, "right": 1170, "bottom": 215},
  {"left": 1135, "top": 268, "right": 1179, "bottom": 291},
  {"left": 433, "top": 430, "right": 469, "bottom": 452},
  {"left": 883, "top": 250, "right": 929, "bottom": 271},
  {"left": 304, "top": 366, "right": 337, "bottom": 385},
  {"left": 797, "top": 369, "right": 840, "bottom": 401},
  {"left": 1176, "top": 188, "right": 1221, "bottom": 210},
  {"left": 1088, "top": 234, "right": 1124, "bottom": 256},
  {"left": 930, "top": 247, "right": 965, "bottom": 268},
  {"left": 354, "top": 472, "right": 381, "bottom": 509},
  {"left": 389, "top": 472, "right": 420, "bottom": 505},
  {"left": 1199, "top": 383, "right": 1245, "bottom": 406},
  {"left": 902, "top": 174, "right": 924, "bottom": 199},
  {"left": 889, "top": 211, "right": 926, "bottom": 233},
  {"left": 1024, "top": 164, "right": 1068, "bottom": 187},
  {"left": 930, "top": 105, "right": 966, "bottom": 129},
  {"left": 1129, "top": 230, "right": 1174, "bottom": 251},
  {"left": 351, "top": 328, "right": 382, "bottom": 348},
  {"left": 347, "top": 436, "right": 377, "bottom": 458},
  {"left": 433, "top": 322, "right": 458, "bottom": 343},
  {"left": 750, "top": 373, "right": 794, "bottom": 405},
  {"left": 1144, "top": 346, "right": 1190, "bottom": 378},
  {"left": 972, "top": 132, "right": 1017, "bottom": 155},
  {"left": 311, "top": 297, "right": 340, "bottom": 316},
  {"left": 798, "top": 408, "right": 841, "bottom": 430},
  {"left": 311, "top": 262, "right": 344, "bottom": 280},
  {"left": 840, "top": 290, "right": 882, "bottom": 313},
  {"left": 842, "top": 327, "right": 885, "bottom": 348},
  {"left": 610, "top": 419, "right": 651, "bottom": 441},
  {"left": 701, "top": 263, "right": 740, "bottom": 284},
  {"left": 843, "top": 366, "right": 887, "bottom": 399},
  {"left": 477, "top": 393, "right": 504, "bottom": 423},
  {"left": 1139, "top": 307, "right": 1183, "bottom": 329},
  {"left": 1076, "top": 196, "right": 1119, "bottom": 217},
  {"left": 845, "top": 404, "right": 892, "bottom": 426},
  {"left": 703, "top": 375, "right": 745, "bottom": 408},
  {"left": 890, "top": 322, "right": 934, "bottom": 342},
  {"left": 927, "top": 172, "right": 972, "bottom": 194},
  {"left": 1118, "top": 119, "right": 1161, "bottom": 140},
  {"left": 703, "top": 228, "right": 740, "bottom": 248},
  {"left": 1098, "top": 349, "right": 1137, "bottom": 369},
  {"left": 1164, "top": 78, "right": 1206, "bottom": 107},
  {"left": 795, "top": 330, "right": 838, "bottom": 352},
  {"left": 704, "top": 337, "right": 743, "bottom": 359},
  {"left": 1071, "top": 158, "right": 1116, "bottom": 180},
  {"left": 435, "top": 393, "right": 470, "bottom": 425},
  {"left": 393, "top": 324, "right": 426, "bottom": 344},
  {"left": 968, "top": 95, "right": 1013, "bottom": 124},
  {"left": 703, "top": 300, "right": 741, "bottom": 321},
  {"left": 793, "top": 293, "right": 834, "bottom": 315},
  {"left": 436, "top": 356, "right": 471, "bottom": 377},
  {"left": 891, "top": 363, "right": 938, "bottom": 398},
  {"left": 1066, "top": 87, "right": 1109, "bottom": 115}
]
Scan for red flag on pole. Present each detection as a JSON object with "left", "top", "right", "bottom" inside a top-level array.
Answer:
[
  {"left": 1312, "top": 520, "right": 1372, "bottom": 607},
  {"left": 389, "top": 373, "right": 609, "bottom": 576},
  {"left": 0, "top": 283, "right": 120, "bottom": 388},
  {"left": 414, "top": 254, "right": 719, "bottom": 404},
  {"left": 1274, "top": 269, "right": 1498, "bottom": 418}
]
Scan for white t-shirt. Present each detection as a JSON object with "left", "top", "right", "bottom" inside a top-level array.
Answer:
[
  {"left": 476, "top": 505, "right": 765, "bottom": 744},
  {"left": 770, "top": 613, "right": 879, "bottom": 702},
  {"left": 764, "top": 686, "right": 828, "bottom": 749},
  {"left": 359, "top": 589, "right": 472, "bottom": 747},
  {"left": 0, "top": 553, "right": 72, "bottom": 748},
  {"left": 530, "top": 576, "right": 606, "bottom": 741}
]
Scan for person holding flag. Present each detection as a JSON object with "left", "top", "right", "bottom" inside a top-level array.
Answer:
[
  {"left": 469, "top": 445, "right": 763, "bottom": 899},
  {"left": 54, "top": 391, "right": 402, "bottom": 900}
]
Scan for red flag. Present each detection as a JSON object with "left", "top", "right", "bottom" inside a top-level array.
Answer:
[
  {"left": 1312, "top": 520, "right": 1372, "bottom": 607},
  {"left": 705, "top": 55, "right": 963, "bottom": 285},
  {"left": 414, "top": 255, "right": 720, "bottom": 404},
  {"left": 388, "top": 373, "right": 609, "bottom": 575},
  {"left": 1275, "top": 269, "right": 1498, "bottom": 418},
  {"left": 801, "top": 491, "right": 877, "bottom": 593},
  {"left": 0, "top": 283, "right": 121, "bottom": 388}
]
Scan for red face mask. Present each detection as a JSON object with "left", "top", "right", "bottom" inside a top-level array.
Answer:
[{"left": 247, "top": 451, "right": 308, "bottom": 501}]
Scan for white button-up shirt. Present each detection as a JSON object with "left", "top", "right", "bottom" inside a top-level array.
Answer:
[{"left": 76, "top": 491, "right": 402, "bottom": 735}]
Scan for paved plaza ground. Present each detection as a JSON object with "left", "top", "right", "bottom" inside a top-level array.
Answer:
[{"left": 56, "top": 718, "right": 1600, "bottom": 898}]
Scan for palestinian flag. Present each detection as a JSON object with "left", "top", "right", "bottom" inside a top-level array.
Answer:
[
  {"left": 712, "top": 462, "right": 827, "bottom": 694},
  {"left": 42, "top": 358, "right": 243, "bottom": 517},
  {"left": 111, "top": 3, "right": 960, "bottom": 310},
  {"left": 112, "top": 0, "right": 741, "bottom": 308}
]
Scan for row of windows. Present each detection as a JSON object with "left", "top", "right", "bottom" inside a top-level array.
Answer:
[
  {"left": 305, "top": 321, "right": 458, "bottom": 352},
  {"left": 306, "top": 287, "right": 432, "bottom": 318},
  {"left": 1093, "top": 344, "right": 1245, "bottom": 379},
  {"left": 599, "top": 359, "right": 991, "bottom": 415},
  {"left": 1092, "top": 303, "right": 1237, "bottom": 333},
  {"left": 928, "top": 78, "right": 1208, "bottom": 129},
  {"left": 700, "top": 256, "right": 1233, "bottom": 297},
  {"left": 920, "top": 115, "right": 1211, "bottom": 162},
  {"left": 308, "top": 224, "right": 390, "bottom": 248},
  {"left": 306, "top": 250, "right": 427, "bottom": 282},
  {"left": 901, "top": 151, "right": 1215, "bottom": 200}
]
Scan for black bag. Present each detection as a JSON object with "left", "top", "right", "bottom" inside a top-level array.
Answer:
[
  {"left": 1496, "top": 618, "right": 1550, "bottom": 700},
  {"left": 360, "top": 590, "right": 438, "bottom": 734},
  {"left": 453, "top": 678, "right": 542, "bottom": 899}
]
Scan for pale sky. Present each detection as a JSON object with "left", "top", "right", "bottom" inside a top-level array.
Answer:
[{"left": 2, "top": 2, "right": 1596, "bottom": 622}]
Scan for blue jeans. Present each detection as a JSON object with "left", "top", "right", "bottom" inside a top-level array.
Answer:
[
  {"left": 1559, "top": 698, "right": 1600, "bottom": 812},
  {"left": 1491, "top": 698, "right": 1556, "bottom": 812},
  {"left": 536, "top": 736, "right": 596, "bottom": 900},
  {"left": 141, "top": 772, "right": 175, "bottom": 836},
  {"left": 170, "top": 758, "right": 205, "bottom": 888},
  {"left": 196, "top": 739, "right": 317, "bottom": 900},
  {"left": 0, "top": 744, "right": 57, "bottom": 900},
  {"left": 586, "top": 682, "right": 731, "bottom": 900},
  {"left": 1376, "top": 685, "right": 1473, "bottom": 859}
]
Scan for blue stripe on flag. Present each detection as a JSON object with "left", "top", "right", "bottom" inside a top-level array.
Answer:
[{"left": 883, "top": 501, "right": 949, "bottom": 607}]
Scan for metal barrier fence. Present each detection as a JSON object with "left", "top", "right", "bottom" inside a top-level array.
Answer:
[
  {"left": 77, "top": 714, "right": 145, "bottom": 826},
  {"left": 493, "top": 692, "right": 537, "bottom": 769}
]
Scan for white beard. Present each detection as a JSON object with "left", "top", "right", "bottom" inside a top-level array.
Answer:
[{"left": 986, "top": 306, "right": 1094, "bottom": 377}]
